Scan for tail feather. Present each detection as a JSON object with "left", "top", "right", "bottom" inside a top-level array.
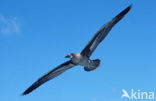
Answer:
[{"left": 84, "top": 59, "right": 100, "bottom": 71}]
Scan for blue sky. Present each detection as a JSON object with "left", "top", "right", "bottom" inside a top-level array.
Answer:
[{"left": 0, "top": 0, "right": 156, "bottom": 101}]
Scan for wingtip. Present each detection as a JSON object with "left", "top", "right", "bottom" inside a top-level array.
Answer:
[
  {"left": 22, "top": 89, "right": 32, "bottom": 95},
  {"left": 116, "top": 4, "right": 132, "bottom": 18},
  {"left": 123, "top": 4, "right": 132, "bottom": 14},
  {"left": 129, "top": 4, "right": 133, "bottom": 8},
  {"left": 20, "top": 92, "right": 26, "bottom": 96},
  {"left": 21, "top": 91, "right": 28, "bottom": 96},
  {"left": 21, "top": 87, "right": 32, "bottom": 96},
  {"left": 127, "top": 4, "right": 132, "bottom": 11}
]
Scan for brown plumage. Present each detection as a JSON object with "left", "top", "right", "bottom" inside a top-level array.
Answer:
[{"left": 22, "top": 5, "right": 131, "bottom": 95}]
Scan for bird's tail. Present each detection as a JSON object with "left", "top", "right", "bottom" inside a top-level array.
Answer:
[{"left": 84, "top": 59, "right": 100, "bottom": 71}]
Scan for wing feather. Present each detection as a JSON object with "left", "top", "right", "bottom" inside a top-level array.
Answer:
[
  {"left": 22, "top": 60, "right": 75, "bottom": 95},
  {"left": 81, "top": 5, "right": 132, "bottom": 57}
]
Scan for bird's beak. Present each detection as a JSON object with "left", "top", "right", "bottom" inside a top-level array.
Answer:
[{"left": 65, "top": 55, "right": 70, "bottom": 58}]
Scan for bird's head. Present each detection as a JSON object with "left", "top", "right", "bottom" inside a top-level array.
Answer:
[{"left": 65, "top": 53, "right": 75, "bottom": 58}]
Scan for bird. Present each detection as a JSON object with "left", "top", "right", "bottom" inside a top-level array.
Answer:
[{"left": 22, "top": 5, "right": 132, "bottom": 95}]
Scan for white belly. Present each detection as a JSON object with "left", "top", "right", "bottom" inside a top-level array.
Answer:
[{"left": 71, "top": 53, "right": 89, "bottom": 67}]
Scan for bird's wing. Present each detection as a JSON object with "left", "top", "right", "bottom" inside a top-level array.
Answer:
[
  {"left": 22, "top": 60, "right": 75, "bottom": 95},
  {"left": 80, "top": 5, "right": 131, "bottom": 57}
]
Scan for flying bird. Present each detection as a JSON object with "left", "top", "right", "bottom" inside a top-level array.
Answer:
[{"left": 22, "top": 5, "right": 131, "bottom": 95}]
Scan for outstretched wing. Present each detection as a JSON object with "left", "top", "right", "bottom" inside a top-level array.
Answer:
[
  {"left": 81, "top": 5, "right": 132, "bottom": 57},
  {"left": 22, "top": 60, "right": 75, "bottom": 95}
]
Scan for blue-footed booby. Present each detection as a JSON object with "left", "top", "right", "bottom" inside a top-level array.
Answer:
[{"left": 22, "top": 5, "right": 131, "bottom": 95}]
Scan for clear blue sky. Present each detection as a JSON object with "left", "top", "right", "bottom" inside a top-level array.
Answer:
[{"left": 0, "top": 0, "right": 155, "bottom": 101}]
